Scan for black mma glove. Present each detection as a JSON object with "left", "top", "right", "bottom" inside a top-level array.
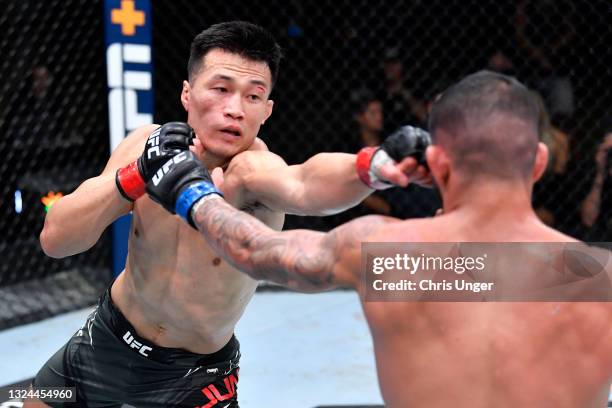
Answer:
[
  {"left": 116, "top": 122, "right": 195, "bottom": 201},
  {"left": 145, "top": 151, "right": 223, "bottom": 228},
  {"left": 356, "top": 125, "right": 431, "bottom": 189}
]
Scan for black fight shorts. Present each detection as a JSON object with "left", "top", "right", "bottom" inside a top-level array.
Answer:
[{"left": 33, "top": 288, "right": 241, "bottom": 408}]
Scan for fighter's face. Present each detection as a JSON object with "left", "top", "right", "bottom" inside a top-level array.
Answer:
[
  {"left": 181, "top": 49, "right": 273, "bottom": 159},
  {"left": 357, "top": 101, "right": 383, "bottom": 133}
]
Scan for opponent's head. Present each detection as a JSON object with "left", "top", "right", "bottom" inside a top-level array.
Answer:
[
  {"left": 426, "top": 70, "right": 548, "bottom": 194},
  {"left": 181, "top": 21, "right": 281, "bottom": 160}
]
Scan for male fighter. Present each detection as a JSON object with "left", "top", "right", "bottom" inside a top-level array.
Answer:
[
  {"left": 28, "top": 21, "right": 429, "bottom": 407},
  {"left": 147, "top": 71, "right": 612, "bottom": 407}
]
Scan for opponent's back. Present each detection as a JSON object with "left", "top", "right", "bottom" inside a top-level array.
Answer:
[{"left": 360, "top": 215, "right": 612, "bottom": 408}]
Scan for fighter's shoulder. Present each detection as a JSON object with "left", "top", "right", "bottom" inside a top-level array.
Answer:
[
  {"left": 360, "top": 216, "right": 431, "bottom": 243},
  {"left": 118, "top": 124, "right": 160, "bottom": 150},
  {"left": 227, "top": 146, "right": 287, "bottom": 174},
  {"left": 103, "top": 124, "right": 160, "bottom": 173},
  {"left": 249, "top": 137, "right": 269, "bottom": 151}
]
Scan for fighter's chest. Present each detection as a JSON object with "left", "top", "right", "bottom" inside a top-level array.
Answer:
[{"left": 130, "top": 198, "right": 222, "bottom": 270}]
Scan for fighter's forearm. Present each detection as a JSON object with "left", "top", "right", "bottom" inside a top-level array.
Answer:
[
  {"left": 245, "top": 153, "right": 372, "bottom": 216},
  {"left": 40, "top": 173, "right": 132, "bottom": 258},
  {"left": 191, "top": 195, "right": 335, "bottom": 291}
]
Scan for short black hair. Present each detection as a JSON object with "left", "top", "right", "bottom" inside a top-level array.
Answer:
[
  {"left": 428, "top": 70, "right": 541, "bottom": 179},
  {"left": 187, "top": 21, "right": 282, "bottom": 86}
]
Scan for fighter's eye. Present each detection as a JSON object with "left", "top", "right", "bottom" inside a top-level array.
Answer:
[
  {"left": 213, "top": 87, "right": 228, "bottom": 93},
  {"left": 248, "top": 95, "right": 261, "bottom": 101}
]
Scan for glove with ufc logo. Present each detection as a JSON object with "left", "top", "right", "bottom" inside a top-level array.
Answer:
[
  {"left": 115, "top": 122, "right": 195, "bottom": 201},
  {"left": 145, "top": 151, "right": 223, "bottom": 228},
  {"left": 356, "top": 125, "right": 431, "bottom": 190}
]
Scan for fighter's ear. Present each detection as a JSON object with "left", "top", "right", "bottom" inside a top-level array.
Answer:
[
  {"left": 532, "top": 142, "right": 549, "bottom": 182},
  {"left": 426, "top": 145, "right": 451, "bottom": 189},
  {"left": 181, "top": 80, "right": 190, "bottom": 112},
  {"left": 263, "top": 99, "right": 274, "bottom": 124}
]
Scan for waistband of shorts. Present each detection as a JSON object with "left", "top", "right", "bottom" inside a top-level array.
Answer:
[{"left": 98, "top": 286, "right": 240, "bottom": 367}]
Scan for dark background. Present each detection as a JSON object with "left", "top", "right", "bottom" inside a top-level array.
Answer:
[{"left": 0, "top": 0, "right": 610, "bottom": 328}]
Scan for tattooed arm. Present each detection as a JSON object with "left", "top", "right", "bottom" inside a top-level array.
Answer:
[{"left": 191, "top": 195, "right": 398, "bottom": 292}]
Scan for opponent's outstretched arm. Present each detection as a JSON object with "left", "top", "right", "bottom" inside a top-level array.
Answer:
[
  {"left": 146, "top": 150, "right": 397, "bottom": 292},
  {"left": 195, "top": 196, "right": 392, "bottom": 291},
  {"left": 222, "top": 126, "right": 432, "bottom": 216}
]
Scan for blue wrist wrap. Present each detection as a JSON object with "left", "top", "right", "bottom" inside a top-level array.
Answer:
[{"left": 175, "top": 181, "right": 223, "bottom": 225}]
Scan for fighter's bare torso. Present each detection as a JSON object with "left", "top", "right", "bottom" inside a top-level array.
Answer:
[
  {"left": 360, "top": 214, "right": 612, "bottom": 407},
  {"left": 110, "top": 126, "right": 279, "bottom": 354}
]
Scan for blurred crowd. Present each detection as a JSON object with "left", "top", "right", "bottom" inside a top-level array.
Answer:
[
  {"left": 3, "top": 0, "right": 610, "bottom": 243},
  {"left": 341, "top": 0, "right": 611, "bottom": 242}
]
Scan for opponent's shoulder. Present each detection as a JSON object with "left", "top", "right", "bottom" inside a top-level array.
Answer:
[
  {"left": 326, "top": 215, "right": 400, "bottom": 288},
  {"left": 326, "top": 215, "right": 401, "bottom": 260},
  {"left": 361, "top": 216, "right": 430, "bottom": 243},
  {"left": 103, "top": 124, "right": 160, "bottom": 173}
]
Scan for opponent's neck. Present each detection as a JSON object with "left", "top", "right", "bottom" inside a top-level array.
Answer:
[{"left": 442, "top": 178, "right": 535, "bottom": 219}]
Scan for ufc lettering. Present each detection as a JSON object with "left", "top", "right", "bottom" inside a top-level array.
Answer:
[
  {"left": 152, "top": 152, "right": 188, "bottom": 186},
  {"left": 146, "top": 128, "right": 161, "bottom": 159},
  {"left": 122, "top": 330, "right": 153, "bottom": 357}
]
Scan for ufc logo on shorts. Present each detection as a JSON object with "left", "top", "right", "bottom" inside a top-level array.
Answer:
[
  {"left": 123, "top": 330, "right": 153, "bottom": 357},
  {"left": 152, "top": 152, "right": 187, "bottom": 186}
]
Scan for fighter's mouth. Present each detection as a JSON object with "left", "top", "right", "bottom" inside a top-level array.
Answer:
[{"left": 220, "top": 128, "right": 241, "bottom": 137}]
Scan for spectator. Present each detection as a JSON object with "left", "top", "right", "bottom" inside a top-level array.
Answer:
[
  {"left": 580, "top": 125, "right": 612, "bottom": 241},
  {"left": 379, "top": 47, "right": 427, "bottom": 132},
  {"left": 515, "top": 0, "right": 576, "bottom": 119},
  {"left": 350, "top": 89, "right": 392, "bottom": 215},
  {"left": 7, "top": 65, "right": 63, "bottom": 148},
  {"left": 531, "top": 92, "right": 571, "bottom": 228},
  {"left": 348, "top": 89, "right": 440, "bottom": 219},
  {"left": 487, "top": 49, "right": 515, "bottom": 76},
  {"left": 353, "top": 89, "right": 384, "bottom": 147}
]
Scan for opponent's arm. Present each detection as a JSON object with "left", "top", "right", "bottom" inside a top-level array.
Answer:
[
  {"left": 223, "top": 125, "right": 432, "bottom": 216},
  {"left": 192, "top": 196, "right": 394, "bottom": 292},
  {"left": 40, "top": 122, "right": 193, "bottom": 258},
  {"left": 143, "top": 151, "right": 396, "bottom": 291}
]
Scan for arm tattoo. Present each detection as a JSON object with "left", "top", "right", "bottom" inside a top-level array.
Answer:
[{"left": 191, "top": 197, "right": 386, "bottom": 291}]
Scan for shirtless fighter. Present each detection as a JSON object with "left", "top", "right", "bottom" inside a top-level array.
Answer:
[
  {"left": 28, "top": 21, "right": 430, "bottom": 407},
  {"left": 147, "top": 70, "right": 612, "bottom": 407}
]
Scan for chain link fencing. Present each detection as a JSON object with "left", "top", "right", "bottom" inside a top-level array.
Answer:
[
  {"left": 0, "top": 0, "right": 111, "bottom": 329},
  {"left": 1, "top": 0, "right": 611, "bottom": 328}
]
